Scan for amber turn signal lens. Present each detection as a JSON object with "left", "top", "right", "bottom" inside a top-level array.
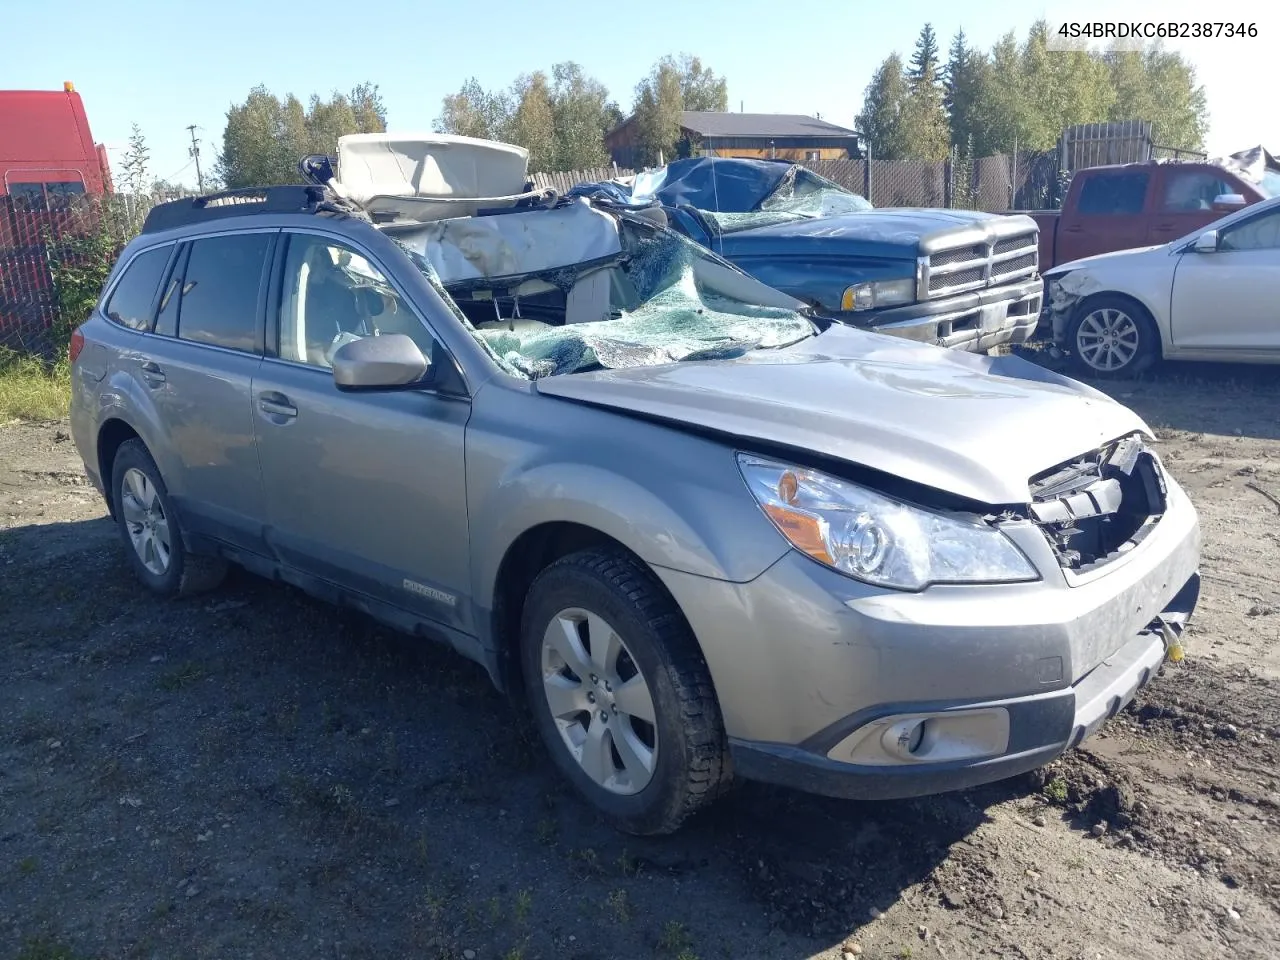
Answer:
[{"left": 763, "top": 503, "right": 833, "bottom": 564}]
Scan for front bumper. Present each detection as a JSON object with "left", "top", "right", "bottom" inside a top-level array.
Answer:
[
  {"left": 655, "top": 475, "right": 1201, "bottom": 801},
  {"left": 730, "top": 573, "right": 1196, "bottom": 799},
  {"left": 835, "top": 276, "right": 1042, "bottom": 353}
]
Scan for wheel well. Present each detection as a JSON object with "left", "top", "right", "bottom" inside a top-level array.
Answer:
[
  {"left": 491, "top": 522, "right": 650, "bottom": 695},
  {"left": 96, "top": 419, "right": 141, "bottom": 517},
  {"left": 1070, "top": 291, "right": 1159, "bottom": 336}
]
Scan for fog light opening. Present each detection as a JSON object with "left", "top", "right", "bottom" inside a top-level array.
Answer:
[{"left": 896, "top": 719, "right": 927, "bottom": 757}]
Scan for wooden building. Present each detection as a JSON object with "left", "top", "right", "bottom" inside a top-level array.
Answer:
[{"left": 605, "top": 111, "right": 862, "bottom": 168}]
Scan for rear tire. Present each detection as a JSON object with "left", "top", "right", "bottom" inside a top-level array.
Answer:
[
  {"left": 519, "top": 549, "right": 732, "bottom": 835},
  {"left": 1066, "top": 295, "right": 1160, "bottom": 379},
  {"left": 111, "top": 440, "right": 227, "bottom": 597}
]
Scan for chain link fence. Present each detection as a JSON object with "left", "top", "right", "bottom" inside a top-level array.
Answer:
[
  {"left": 0, "top": 193, "right": 153, "bottom": 359},
  {"left": 0, "top": 146, "right": 1106, "bottom": 360},
  {"left": 529, "top": 152, "right": 1067, "bottom": 211}
]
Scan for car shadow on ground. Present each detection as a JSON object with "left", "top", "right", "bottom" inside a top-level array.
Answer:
[
  {"left": 1014, "top": 345, "right": 1280, "bottom": 442},
  {"left": 2, "top": 520, "right": 1031, "bottom": 960}
]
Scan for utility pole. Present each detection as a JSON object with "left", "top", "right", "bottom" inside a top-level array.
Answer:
[{"left": 186, "top": 125, "right": 205, "bottom": 194}]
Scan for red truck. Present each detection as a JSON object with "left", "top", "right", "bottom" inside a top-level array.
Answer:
[
  {"left": 1, "top": 83, "right": 113, "bottom": 353},
  {"left": 1024, "top": 151, "right": 1280, "bottom": 271},
  {"left": 0, "top": 82, "right": 112, "bottom": 207}
]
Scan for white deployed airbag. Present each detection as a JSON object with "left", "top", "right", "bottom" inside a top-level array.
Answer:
[
  {"left": 332, "top": 133, "right": 533, "bottom": 222},
  {"left": 394, "top": 199, "right": 623, "bottom": 285}
]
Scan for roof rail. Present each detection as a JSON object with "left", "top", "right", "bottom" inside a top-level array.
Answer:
[{"left": 141, "top": 185, "right": 330, "bottom": 234}]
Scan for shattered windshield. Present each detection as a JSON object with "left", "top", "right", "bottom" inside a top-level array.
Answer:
[
  {"left": 701, "top": 165, "right": 873, "bottom": 234},
  {"left": 1258, "top": 170, "right": 1280, "bottom": 198},
  {"left": 399, "top": 224, "right": 815, "bottom": 380}
]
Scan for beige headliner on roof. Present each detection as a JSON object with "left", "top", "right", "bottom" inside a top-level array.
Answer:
[{"left": 332, "top": 133, "right": 533, "bottom": 222}]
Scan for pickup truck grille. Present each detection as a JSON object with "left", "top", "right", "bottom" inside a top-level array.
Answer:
[
  {"left": 1027, "top": 435, "right": 1167, "bottom": 574},
  {"left": 922, "top": 231, "right": 1038, "bottom": 300}
]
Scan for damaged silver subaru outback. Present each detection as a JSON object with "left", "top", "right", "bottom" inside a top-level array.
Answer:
[{"left": 69, "top": 134, "right": 1201, "bottom": 835}]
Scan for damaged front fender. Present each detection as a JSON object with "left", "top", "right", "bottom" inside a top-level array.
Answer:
[{"left": 1045, "top": 270, "right": 1105, "bottom": 342}]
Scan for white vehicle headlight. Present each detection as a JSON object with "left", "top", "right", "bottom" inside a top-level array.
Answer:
[
  {"left": 840, "top": 277, "right": 915, "bottom": 312},
  {"left": 738, "top": 454, "right": 1039, "bottom": 591}
]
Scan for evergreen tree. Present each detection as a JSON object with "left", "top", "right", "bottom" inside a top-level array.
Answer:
[
  {"left": 909, "top": 23, "right": 941, "bottom": 85},
  {"left": 899, "top": 25, "right": 950, "bottom": 162}
]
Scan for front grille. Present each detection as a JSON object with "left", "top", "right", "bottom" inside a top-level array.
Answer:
[
  {"left": 994, "top": 236, "right": 1030, "bottom": 255},
  {"left": 945, "top": 266, "right": 986, "bottom": 287},
  {"left": 1027, "top": 435, "right": 1167, "bottom": 573},
  {"left": 992, "top": 253, "right": 1036, "bottom": 279},
  {"left": 924, "top": 231, "right": 1038, "bottom": 299},
  {"left": 930, "top": 244, "right": 984, "bottom": 267}
]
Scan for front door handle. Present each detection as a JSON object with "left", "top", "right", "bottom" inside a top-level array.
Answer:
[
  {"left": 258, "top": 391, "right": 297, "bottom": 419},
  {"left": 139, "top": 360, "right": 166, "bottom": 386}
]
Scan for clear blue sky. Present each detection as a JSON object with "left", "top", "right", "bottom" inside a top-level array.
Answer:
[{"left": 7, "top": 0, "right": 1276, "bottom": 188}]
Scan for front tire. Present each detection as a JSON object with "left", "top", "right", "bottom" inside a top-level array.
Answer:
[
  {"left": 1066, "top": 295, "right": 1160, "bottom": 379},
  {"left": 111, "top": 439, "right": 228, "bottom": 597},
  {"left": 519, "top": 549, "right": 732, "bottom": 835}
]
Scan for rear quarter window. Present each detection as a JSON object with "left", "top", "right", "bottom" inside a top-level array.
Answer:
[
  {"left": 1076, "top": 172, "right": 1150, "bottom": 216},
  {"left": 103, "top": 246, "right": 171, "bottom": 331}
]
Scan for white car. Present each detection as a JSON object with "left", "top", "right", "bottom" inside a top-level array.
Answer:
[{"left": 1044, "top": 194, "right": 1280, "bottom": 378}]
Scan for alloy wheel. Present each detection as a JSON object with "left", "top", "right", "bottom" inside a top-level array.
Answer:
[
  {"left": 540, "top": 608, "right": 658, "bottom": 796},
  {"left": 1076, "top": 307, "right": 1140, "bottom": 372},
  {"left": 120, "top": 467, "right": 172, "bottom": 576}
]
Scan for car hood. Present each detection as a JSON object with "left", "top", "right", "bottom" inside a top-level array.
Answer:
[
  {"left": 717, "top": 207, "right": 1019, "bottom": 261},
  {"left": 534, "top": 325, "right": 1150, "bottom": 505},
  {"left": 1044, "top": 243, "right": 1170, "bottom": 277}
]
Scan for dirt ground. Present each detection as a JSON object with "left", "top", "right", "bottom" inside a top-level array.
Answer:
[{"left": 2, "top": 359, "right": 1278, "bottom": 960}]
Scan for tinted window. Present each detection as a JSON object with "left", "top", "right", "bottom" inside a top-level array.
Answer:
[
  {"left": 104, "top": 246, "right": 171, "bottom": 331},
  {"left": 1161, "top": 171, "right": 1233, "bottom": 212},
  {"left": 8, "top": 183, "right": 45, "bottom": 212},
  {"left": 278, "top": 233, "right": 436, "bottom": 368},
  {"left": 45, "top": 181, "right": 86, "bottom": 209},
  {"left": 176, "top": 233, "right": 272, "bottom": 353},
  {"left": 1076, "top": 172, "right": 1149, "bottom": 216},
  {"left": 45, "top": 181, "right": 86, "bottom": 197},
  {"left": 1221, "top": 209, "right": 1280, "bottom": 251}
]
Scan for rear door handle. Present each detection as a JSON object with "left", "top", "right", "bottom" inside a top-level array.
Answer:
[
  {"left": 258, "top": 391, "right": 297, "bottom": 419},
  {"left": 139, "top": 360, "right": 166, "bottom": 385}
]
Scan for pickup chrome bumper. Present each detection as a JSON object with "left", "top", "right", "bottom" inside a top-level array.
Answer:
[{"left": 834, "top": 276, "right": 1043, "bottom": 353}]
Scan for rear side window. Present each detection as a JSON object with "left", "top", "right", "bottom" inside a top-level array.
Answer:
[
  {"left": 1076, "top": 172, "right": 1150, "bottom": 216},
  {"left": 176, "top": 233, "right": 272, "bottom": 353},
  {"left": 104, "top": 247, "right": 170, "bottom": 331}
]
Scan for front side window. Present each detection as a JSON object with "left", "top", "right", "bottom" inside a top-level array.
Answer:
[
  {"left": 278, "top": 233, "right": 436, "bottom": 368},
  {"left": 176, "top": 233, "right": 272, "bottom": 353},
  {"left": 103, "top": 246, "right": 171, "bottom": 331},
  {"left": 1161, "top": 171, "right": 1233, "bottom": 212},
  {"left": 1221, "top": 209, "right": 1280, "bottom": 251},
  {"left": 1076, "top": 172, "right": 1150, "bottom": 216}
]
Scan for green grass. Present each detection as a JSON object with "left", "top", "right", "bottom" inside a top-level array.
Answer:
[
  {"left": 1043, "top": 775, "right": 1069, "bottom": 804},
  {"left": 0, "top": 350, "right": 70, "bottom": 422}
]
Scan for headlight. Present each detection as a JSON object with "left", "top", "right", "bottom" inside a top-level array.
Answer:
[
  {"left": 840, "top": 277, "right": 915, "bottom": 312},
  {"left": 737, "top": 454, "right": 1039, "bottom": 591}
]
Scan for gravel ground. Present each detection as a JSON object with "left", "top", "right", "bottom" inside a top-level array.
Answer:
[{"left": 2, "top": 359, "right": 1278, "bottom": 960}]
